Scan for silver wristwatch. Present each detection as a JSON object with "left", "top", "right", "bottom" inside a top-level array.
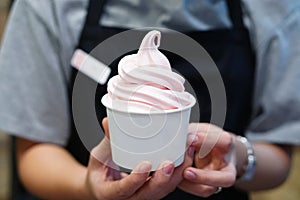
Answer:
[{"left": 236, "top": 136, "right": 256, "bottom": 182}]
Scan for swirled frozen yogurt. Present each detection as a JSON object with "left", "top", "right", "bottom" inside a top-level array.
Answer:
[
  {"left": 101, "top": 30, "right": 196, "bottom": 171},
  {"left": 101, "top": 30, "right": 195, "bottom": 113}
]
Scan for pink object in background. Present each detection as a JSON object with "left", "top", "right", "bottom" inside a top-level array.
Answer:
[{"left": 71, "top": 49, "right": 111, "bottom": 85}]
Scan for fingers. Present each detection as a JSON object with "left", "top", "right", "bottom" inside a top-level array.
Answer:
[
  {"left": 91, "top": 120, "right": 197, "bottom": 199},
  {"left": 188, "top": 123, "right": 233, "bottom": 158},
  {"left": 189, "top": 123, "right": 231, "bottom": 149},
  {"left": 131, "top": 161, "right": 175, "bottom": 200},
  {"left": 132, "top": 146, "right": 194, "bottom": 200},
  {"left": 159, "top": 145, "right": 195, "bottom": 186},
  {"left": 179, "top": 160, "right": 236, "bottom": 198},
  {"left": 106, "top": 165, "right": 122, "bottom": 181},
  {"left": 90, "top": 137, "right": 112, "bottom": 167},
  {"left": 179, "top": 180, "right": 220, "bottom": 198},
  {"left": 102, "top": 161, "right": 152, "bottom": 200},
  {"left": 183, "top": 163, "right": 236, "bottom": 188},
  {"left": 186, "top": 133, "right": 199, "bottom": 146},
  {"left": 111, "top": 147, "right": 194, "bottom": 200},
  {"left": 89, "top": 118, "right": 111, "bottom": 165},
  {"left": 195, "top": 152, "right": 212, "bottom": 169},
  {"left": 102, "top": 117, "right": 110, "bottom": 139},
  {"left": 89, "top": 118, "right": 113, "bottom": 167},
  {"left": 172, "top": 146, "right": 195, "bottom": 181}
]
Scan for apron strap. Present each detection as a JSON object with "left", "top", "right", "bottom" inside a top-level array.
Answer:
[
  {"left": 85, "top": 0, "right": 107, "bottom": 27},
  {"left": 226, "top": 0, "right": 245, "bottom": 29}
]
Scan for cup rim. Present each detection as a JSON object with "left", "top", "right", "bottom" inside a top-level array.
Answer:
[{"left": 101, "top": 94, "right": 196, "bottom": 114}]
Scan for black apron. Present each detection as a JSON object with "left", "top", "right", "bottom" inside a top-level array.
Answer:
[{"left": 67, "top": 0, "right": 255, "bottom": 199}]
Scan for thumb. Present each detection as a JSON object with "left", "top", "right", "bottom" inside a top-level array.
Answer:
[
  {"left": 89, "top": 118, "right": 113, "bottom": 168},
  {"left": 102, "top": 117, "right": 110, "bottom": 139},
  {"left": 90, "top": 137, "right": 112, "bottom": 166}
]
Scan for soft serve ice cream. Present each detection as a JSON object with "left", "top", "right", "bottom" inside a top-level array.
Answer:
[
  {"left": 101, "top": 30, "right": 195, "bottom": 170},
  {"left": 102, "top": 30, "right": 195, "bottom": 113}
]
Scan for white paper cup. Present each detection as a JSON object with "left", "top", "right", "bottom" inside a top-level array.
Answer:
[{"left": 101, "top": 94, "right": 196, "bottom": 171}]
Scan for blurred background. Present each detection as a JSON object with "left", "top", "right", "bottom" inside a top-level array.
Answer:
[{"left": 0, "top": 0, "right": 299, "bottom": 199}]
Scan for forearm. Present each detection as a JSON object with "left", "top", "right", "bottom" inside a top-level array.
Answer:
[
  {"left": 235, "top": 140, "right": 292, "bottom": 191},
  {"left": 16, "top": 138, "right": 90, "bottom": 199}
]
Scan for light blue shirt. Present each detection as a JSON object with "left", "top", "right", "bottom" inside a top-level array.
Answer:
[
  {"left": 101, "top": 0, "right": 232, "bottom": 31},
  {"left": 0, "top": 0, "right": 299, "bottom": 145}
]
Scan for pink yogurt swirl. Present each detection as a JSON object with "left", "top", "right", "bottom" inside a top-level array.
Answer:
[{"left": 103, "top": 30, "right": 195, "bottom": 113}]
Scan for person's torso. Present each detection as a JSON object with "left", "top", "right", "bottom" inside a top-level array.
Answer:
[{"left": 67, "top": 0, "right": 254, "bottom": 199}]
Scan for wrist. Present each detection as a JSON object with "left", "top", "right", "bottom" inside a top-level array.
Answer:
[{"left": 76, "top": 167, "right": 94, "bottom": 200}]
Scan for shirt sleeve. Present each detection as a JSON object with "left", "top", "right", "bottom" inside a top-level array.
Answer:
[
  {"left": 244, "top": 2, "right": 300, "bottom": 145},
  {"left": 0, "top": 0, "right": 71, "bottom": 145}
]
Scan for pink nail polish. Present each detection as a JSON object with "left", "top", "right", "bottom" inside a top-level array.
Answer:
[
  {"left": 162, "top": 162, "right": 174, "bottom": 176},
  {"left": 185, "top": 170, "right": 196, "bottom": 179},
  {"left": 187, "top": 134, "right": 198, "bottom": 145},
  {"left": 136, "top": 162, "right": 152, "bottom": 173},
  {"left": 188, "top": 147, "right": 195, "bottom": 157}
]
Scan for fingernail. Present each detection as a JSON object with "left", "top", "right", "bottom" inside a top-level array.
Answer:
[
  {"left": 187, "top": 134, "right": 198, "bottom": 145},
  {"left": 162, "top": 161, "right": 174, "bottom": 176},
  {"left": 188, "top": 146, "right": 195, "bottom": 157},
  {"left": 185, "top": 170, "right": 196, "bottom": 180},
  {"left": 135, "top": 161, "right": 152, "bottom": 173}
]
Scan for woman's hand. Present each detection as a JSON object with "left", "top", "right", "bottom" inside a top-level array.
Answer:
[
  {"left": 84, "top": 118, "right": 194, "bottom": 200},
  {"left": 179, "top": 123, "right": 237, "bottom": 197}
]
